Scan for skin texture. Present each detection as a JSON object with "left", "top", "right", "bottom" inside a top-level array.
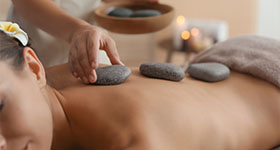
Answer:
[
  {"left": 48, "top": 64, "right": 280, "bottom": 150},
  {"left": 0, "top": 48, "right": 279, "bottom": 150},
  {"left": 0, "top": 48, "right": 53, "bottom": 150},
  {"left": 11, "top": 0, "right": 157, "bottom": 84}
]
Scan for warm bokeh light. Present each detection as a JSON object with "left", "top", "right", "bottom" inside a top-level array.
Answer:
[
  {"left": 181, "top": 30, "right": 190, "bottom": 40},
  {"left": 176, "top": 16, "right": 186, "bottom": 25},
  {"left": 191, "top": 28, "right": 200, "bottom": 36}
]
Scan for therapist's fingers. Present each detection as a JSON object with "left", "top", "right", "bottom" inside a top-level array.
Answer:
[
  {"left": 68, "top": 25, "right": 124, "bottom": 84},
  {"left": 70, "top": 36, "right": 92, "bottom": 84},
  {"left": 86, "top": 33, "right": 100, "bottom": 83},
  {"left": 70, "top": 45, "right": 88, "bottom": 83},
  {"left": 76, "top": 37, "right": 96, "bottom": 84},
  {"left": 102, "top": 36, "right": 124, "bottom": 65},
  {"left": 87, "top": 31, "right": 100, "bottom": 69}
]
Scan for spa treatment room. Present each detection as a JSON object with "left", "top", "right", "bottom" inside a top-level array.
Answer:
[{"left": 0, "top": 0, "right": 279, "bottom": 149}]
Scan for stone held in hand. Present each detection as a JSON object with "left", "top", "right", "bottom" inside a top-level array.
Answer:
[
  {"left": 130, "top": 10, "right": 162, "bottom": 17},
  {"left": 92, "top": 65, "right": 131, "bottom": 86},
  {"left": 187, "top": 62, "right": 230, "bottom": 82},
  {"left": 108, "top": 8, "right": 134, "bottom": 17},
  {"left": 140, "top": 62, "right": 185, "bottom": 82}
]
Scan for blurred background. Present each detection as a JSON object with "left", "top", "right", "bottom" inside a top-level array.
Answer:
[{"left": 1, "top": 0, "right": 279, "bottom": 66}]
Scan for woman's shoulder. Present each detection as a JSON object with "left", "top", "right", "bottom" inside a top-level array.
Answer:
[{"left": 46, "top": 63, "right": 80, "bottom": 90}]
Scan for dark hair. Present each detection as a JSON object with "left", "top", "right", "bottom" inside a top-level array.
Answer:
[{"left": 0, "top": 30, "right": 31, "bottom": 70}]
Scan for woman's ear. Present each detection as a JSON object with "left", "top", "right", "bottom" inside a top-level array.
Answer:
[{"left": 23, "top": 47, "right": 46, "bottom": 88}]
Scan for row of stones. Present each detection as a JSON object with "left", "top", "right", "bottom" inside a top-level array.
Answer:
[
  {"left": 92, "top": 62, "right": 230, "bottom": 86},
  {"left": 108, "top": 8, "right": 162, "bottom": 18}
]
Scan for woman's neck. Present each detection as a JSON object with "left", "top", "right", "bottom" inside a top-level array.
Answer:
[{"left": 43, "top": 85, "right": 78, "bottom": 149}]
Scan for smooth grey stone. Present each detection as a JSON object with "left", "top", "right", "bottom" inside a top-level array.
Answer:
[
  {"left": 130, "top": 10, "right": 162, "bottom": 17},
  {"left": 92, "top": 65, "right": 131, "bottom": 85},
  {"left": 140, "top": 63, "right": 185, "bottom": 82},
  {"left": 187, "top": 62, "right": 230, "bottom": 82},
  {"left": 108, "top": 8, "right": 133, "bottom": 17}
]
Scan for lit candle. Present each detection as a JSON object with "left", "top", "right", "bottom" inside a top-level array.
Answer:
[
  {"left": 173, "top": 16, "right": 187, "bottom": 50},
  {"left": 181, "top": 30, "right": 190, "bottom": 51}
]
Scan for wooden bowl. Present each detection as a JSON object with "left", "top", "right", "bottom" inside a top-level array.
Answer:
[{"left": 93, "top": 1, "right": 175, "bottom": 34}]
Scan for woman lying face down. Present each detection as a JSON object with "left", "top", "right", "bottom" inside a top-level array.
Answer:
[
  {"left": 0, "top": 31, "right": 53, "bottom": 149},
  {"left": 0, "top": 31, "right": 280, "bottom": 150}
]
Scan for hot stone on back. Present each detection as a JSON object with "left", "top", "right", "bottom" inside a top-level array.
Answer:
[
  {"left": 92, "top": 65, "right": 131, "bottom": 86},
  {"left": 140, "top": 62, "right": 185, "bottom": 82},
  {"left": 187, "top": 62, "right": 230, "bottom": 82}
]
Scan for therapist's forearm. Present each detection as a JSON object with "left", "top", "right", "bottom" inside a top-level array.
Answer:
[{"left": 12, "top": 0, "right": 88, "bottom": 42}]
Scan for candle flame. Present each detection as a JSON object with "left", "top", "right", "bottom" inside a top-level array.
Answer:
[
  {"left": 176, "top": 16, "right": 186, "bottom": 25},
  {"left": 181, "top": 30, "right": 190, "bottom": 40},
  {"left": 191, "top": 28, "right": 200, "bottom": 36}
]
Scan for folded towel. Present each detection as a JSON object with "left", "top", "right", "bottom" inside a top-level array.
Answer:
[{"left": 190, "top": 35, "right": 280, "bottom": 88}]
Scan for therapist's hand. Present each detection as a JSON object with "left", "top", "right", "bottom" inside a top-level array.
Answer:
[{"left": 68, "top": 24, "right": 124, "bottom": 84}]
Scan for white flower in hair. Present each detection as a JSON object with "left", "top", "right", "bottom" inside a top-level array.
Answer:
[{"left": 0, "top": 21, "right": 28, "bottom": 46}]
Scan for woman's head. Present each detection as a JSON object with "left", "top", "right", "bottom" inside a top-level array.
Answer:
[
  {"left": 0, "top": 30, "right": 25, "bottom": 70},
  {"left": 0, "top": 30, "right": 53, "bottom": 149}
]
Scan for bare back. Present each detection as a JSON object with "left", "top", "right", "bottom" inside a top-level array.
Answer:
[{"left": 47, "top": 64, "right": 280, "bottom": 150}]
